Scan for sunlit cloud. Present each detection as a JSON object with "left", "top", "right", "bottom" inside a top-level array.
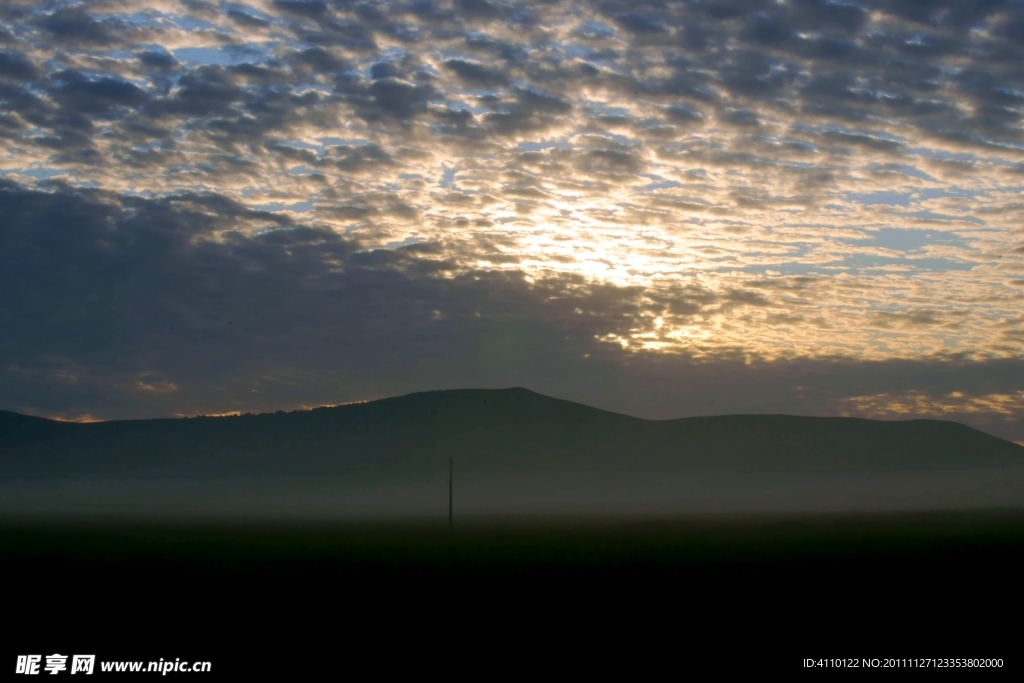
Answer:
[
  {"left": 841, "top": 390, "right": 1024, "bottom": 418},
  {"left": 2, "top": 0, "right": 1024, "bottom": 439}
]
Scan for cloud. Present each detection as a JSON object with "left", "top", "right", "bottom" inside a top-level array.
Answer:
[
  {"left": 138, "top": 50, "right": 180, "bottom": 72},
  {"left": 37, "top": 6, "right": 121, "bottom": 47},
  {"left": 273, "top": 1, "right": 329, "bottom": 21},
  {"left": 0, "top": 180, "right": 1021, "bottom": 443},
  {"left": 443, "top": 59, "right": 509, "bottom": 87},
  {"left": 290, "top": 46, "right": 350, "bottom": 74},
  {"left": 0, "top": 51, "right": 38, "bottom": 81},
  {"left": 226, "top": 9, "right": 271, "bottom": 29},
  {"left": 613, "top": 13, "right": 669, "bottom": 36},
  {"left": 455, "top": 0, "right": 505, "bottom": 21},
  {"left": 2, "top": 0, "right": 1024, "bottom": 437},
  {"left": 52, "top": 74, "right": 149, "bottom": 116},
  {"left": 334, "top": 73, "right": 437, "bottom": 122}
]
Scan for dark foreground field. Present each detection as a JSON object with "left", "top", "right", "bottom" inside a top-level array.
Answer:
[{"left": 6, "top": 511, "right": 1022, "bottom": 674}]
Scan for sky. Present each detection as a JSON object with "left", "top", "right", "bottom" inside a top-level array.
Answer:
[{"left": 1, "top": 0, "right": 1024, "bottom": 443}]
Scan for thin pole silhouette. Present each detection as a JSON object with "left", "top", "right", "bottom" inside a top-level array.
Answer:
[{"left": 448, "top": 457, "right": 453, "bottom": 530}]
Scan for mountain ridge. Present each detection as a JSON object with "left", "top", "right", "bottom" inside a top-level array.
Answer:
[{"left": 1, "top": 387, "right": 1021, "bottom": 480}]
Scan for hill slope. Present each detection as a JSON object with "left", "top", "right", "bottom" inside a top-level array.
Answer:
[{"left": 2, "top": 387, "right": 1021, "bottom": 481}]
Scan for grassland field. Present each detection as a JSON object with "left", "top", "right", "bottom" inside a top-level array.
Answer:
[{"left": 4, "top": 510, "right": 1022, "bottom": 673}]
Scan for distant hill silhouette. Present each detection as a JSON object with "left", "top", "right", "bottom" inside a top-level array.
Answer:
[{"left": 2, "top": 388, "right": 1022, "bottom": 481}]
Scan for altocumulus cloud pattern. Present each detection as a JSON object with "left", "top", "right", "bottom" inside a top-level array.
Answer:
[{"left": 1, "top": 0, "right": 1024, "bottom": 441}]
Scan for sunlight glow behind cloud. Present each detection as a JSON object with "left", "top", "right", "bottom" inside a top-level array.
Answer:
[{"left": 2, "top": 0, "right": 1024, "bottom": 435}]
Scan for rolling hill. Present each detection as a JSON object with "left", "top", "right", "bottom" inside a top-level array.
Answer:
[{"left": 2, "top": 387, "right": 1021, "bottom": 480}]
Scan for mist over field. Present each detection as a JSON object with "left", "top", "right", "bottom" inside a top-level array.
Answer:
[
  {"left": 3, "top": 388, "right": 1022, "bottom": 517},
  {"left": 5, "top": 469, "right": 1024, "bottom": 517}
]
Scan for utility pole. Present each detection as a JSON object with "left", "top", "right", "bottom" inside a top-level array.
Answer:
[{"left": 448, "top": 457, "right": 453, "bottom": 530}]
